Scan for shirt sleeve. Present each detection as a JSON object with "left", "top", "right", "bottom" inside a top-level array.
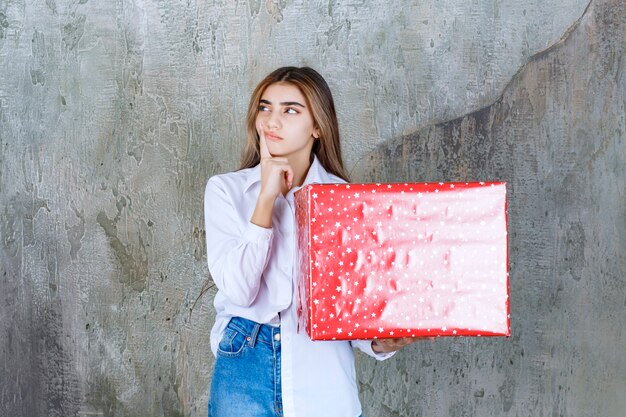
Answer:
[
  {"left": 350, "top": 339, "right": 396, "bottom": 361},
  {"left": 204, "top": 177, "right": 273, "bottom": 307}
]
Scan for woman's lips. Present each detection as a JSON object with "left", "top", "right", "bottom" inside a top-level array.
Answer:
[{"left": 265, "top": 132, "right": 283, "bottom": 142}]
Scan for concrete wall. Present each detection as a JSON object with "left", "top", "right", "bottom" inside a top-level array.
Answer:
[{"left": 1, "top": 0, "right": 623, "bottom": 416}]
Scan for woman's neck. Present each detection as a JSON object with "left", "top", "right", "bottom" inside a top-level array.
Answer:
[{"left": 287, "top": 152, "right": 313, "bottom": 190}]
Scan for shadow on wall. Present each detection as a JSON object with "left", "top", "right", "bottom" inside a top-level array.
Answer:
[{"left": 353, "top": 0, "right": 625, "bottom": 416}]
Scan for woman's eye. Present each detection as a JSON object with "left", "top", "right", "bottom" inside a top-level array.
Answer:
[
  {"left": 285, "top": 108, "right": 298, "bottom": 114},
  {"left": 258, "top": 105, "right": 269, "bottom": 112}
]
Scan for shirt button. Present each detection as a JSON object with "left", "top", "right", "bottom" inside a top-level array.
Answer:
[{"left": 274, "top": 333, "right": 281, "bottom": 342}]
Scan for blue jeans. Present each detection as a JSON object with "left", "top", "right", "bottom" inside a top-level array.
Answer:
[{"left": 209, "top": 317, "right": 283, "bottom": 417}]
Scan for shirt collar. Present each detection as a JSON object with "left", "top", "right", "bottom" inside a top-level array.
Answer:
[
  {"left": 243, "top": 155, "right": 330, "bottom": 195},
  {"left": 300, "top": 154, "right": 325, "bottom": 186},
  {"left": 243, "top": 164, "right": 262, "bottom": 194}
]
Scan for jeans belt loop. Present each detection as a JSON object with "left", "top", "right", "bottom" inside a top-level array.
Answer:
[{"left": 248, "top": 322, "right": 261, "bottom": 348}]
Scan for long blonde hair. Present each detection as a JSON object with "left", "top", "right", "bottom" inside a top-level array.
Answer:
[{"left": 239, "top": 67, "right": 349, "bottom": 181}]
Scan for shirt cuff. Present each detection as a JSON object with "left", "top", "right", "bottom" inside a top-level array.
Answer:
[
  {"left": 243, "top": 221, "right": 273, "bottom": 243},
  {"left": 351, "top": 339, "right": 396, "bottom": 361}
]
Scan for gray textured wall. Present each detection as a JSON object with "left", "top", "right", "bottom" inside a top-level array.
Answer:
[{"left": 1, "top": 0, "right": 624, "bottom": 416}]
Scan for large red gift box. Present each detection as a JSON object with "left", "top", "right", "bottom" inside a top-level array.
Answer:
[{"left": 294, "top": 182, "right": 509, "bottom": 341}]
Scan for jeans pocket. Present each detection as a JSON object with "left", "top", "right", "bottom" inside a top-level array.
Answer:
[{"left": 216, "top": 326, "right": 248, "bottom": 357}]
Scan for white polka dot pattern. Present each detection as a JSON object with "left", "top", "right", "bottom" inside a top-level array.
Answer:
[{"left": 294, "top": 182, "right": 510, "bottom": 341}]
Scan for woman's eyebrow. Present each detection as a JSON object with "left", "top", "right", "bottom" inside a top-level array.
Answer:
[{"left": 260, "top": 99, "right": 306, "bottom": 108}]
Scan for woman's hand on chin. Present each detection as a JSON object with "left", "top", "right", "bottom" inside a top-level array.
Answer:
[{"left": 258, "top": 124, "right": 293, "bottom": 200}]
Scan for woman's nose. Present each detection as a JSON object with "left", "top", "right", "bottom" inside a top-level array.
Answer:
[{"left": 263, "top": 112, "right": 280, "bottom": 130}]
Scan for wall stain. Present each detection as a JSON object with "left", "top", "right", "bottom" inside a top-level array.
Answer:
[
  {"left": 248, "top": 0, "right": 262, "bottom": 16},
  {"left": 62, "top": 14, "right": 86, "bottom": 51},
  {"left": 37, "top": 294, "right": 81, "bottom": 416},
  {"left": 2, "top": 231, "right": 81, "bottom": 416},
  {"left": 30, "top": 30, "right": 47, "bottom": 86},
  {"left": 45, "top": 0, "right": 58, "bottom": 15},
  {"left": 2, "top": 197, "right": 20, "bottom": 258},
  {"left": 9, "top": 188, "right": 50, "bottom": 249},
  {"left": 119, "top": 18, "right": 144, "bottom": 98},
  {"left": 193, "top": 226, "right": 205, "bottom": 261},
  {"left": 126, "top": 132, "right": 144, "bottom": 164},
  {"left": 498, "top": 369, "right": 516, "bottom": 412},
  {"left": 381, "top": 403, "right": 402, "bottom": 417},
  {"left": 0, "top": 11, "right": 9, "bottom": 39},
  {"left": 156, "top": 95, "right": 168, "bottom": 126},
  {"left": 326, "top": 21, "right": 345, "bottom": 47},
  {"left": 65, "top": 204, "right": 85, "bottom": 260},
  {"left": 86, "top": 376, "right": 119, "bottom": 417},
  {"left": 265, "top": 0, "right": 290, "bottom": 23},
  {"left": 96, "top": 198, "right": 149, "bottom": 292},
  {"left": 561, "top": 221, "right": 586, "bottom": 281}
]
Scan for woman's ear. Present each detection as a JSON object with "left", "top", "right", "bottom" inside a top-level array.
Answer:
[{"left": 313, "top": 127, "right": 320, "bottom": 139}]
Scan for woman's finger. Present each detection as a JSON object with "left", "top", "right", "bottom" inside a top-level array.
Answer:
[
  {"left": 258, "top": 123, "right": 272, "bottom": 159},
  {"left": 284, "top": 165, "right": 294, "bottom": 189},
  {"left": 272, "top": 163, "right": 294, "bottom": 190},
  {"left": 372, "top": 336, "right": 428, "bottom": 353}
]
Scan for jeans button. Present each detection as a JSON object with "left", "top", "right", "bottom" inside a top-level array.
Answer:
[{"left": 274, "top": 333, "right": 281, "bottom": 341}]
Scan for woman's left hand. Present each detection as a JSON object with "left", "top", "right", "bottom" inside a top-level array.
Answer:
[{"left": 371, "top": 337, "right": 433, "bottom": 354}]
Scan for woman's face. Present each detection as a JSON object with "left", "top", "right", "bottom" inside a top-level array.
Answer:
[{"left": 255, "top": 82, "right": 319, "bottom": 160}]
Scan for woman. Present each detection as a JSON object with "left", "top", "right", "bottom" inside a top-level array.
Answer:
[{"left": 204, "top": 67, "right": 416, "bottom": 417}]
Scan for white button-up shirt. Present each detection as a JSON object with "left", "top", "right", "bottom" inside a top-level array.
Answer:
[{"left": 204, "top": 156, "right": 393, "bottom": 417}]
